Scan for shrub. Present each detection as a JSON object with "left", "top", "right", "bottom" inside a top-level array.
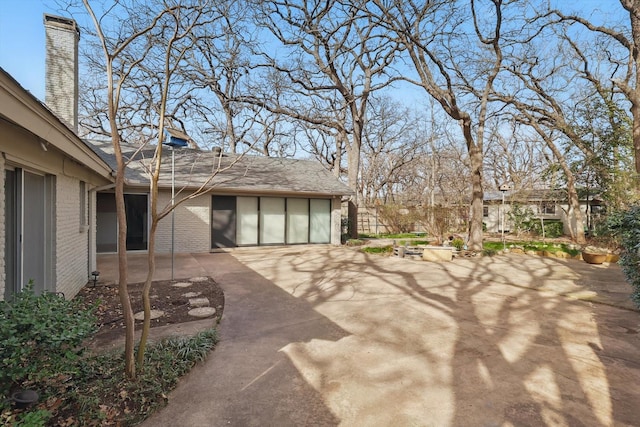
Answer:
[
  {"left": 361, "top": 245, "right": 393, "bottom": 255},
  {"left": 507, "top": 203, "right": 535, "bottom": 236},
  {"left": 0, "top": 285, "right": 97, "bottom": 398},
  {"left": 451, "top": 238, "right": 465, "bottom": 251},
  {"left": 608, "top": 206, "right": 640, "bottom": 308},
  {"left": 482, "top": 248, "right": 497, "bottom": 257},
  {"left": 346, "top": 239, "right": 365, "bottom": 246},
  {"left": 530, "top": 219, "right": 563, "bottom": 238},
  {"left": 32, "top": 328, "right": 219, "bottom": 425},
  {"left": 378, "top": 204, "right": 419, "bottom": 234}
]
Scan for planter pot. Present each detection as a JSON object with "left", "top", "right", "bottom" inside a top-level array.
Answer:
[
  {"left": 606, "top": 254, "right": 620, "bottom": 263},
  {"left": 422, "top": 246, "right": 453, "bottom": 262},
  {"left": 582, "top": 251, "right": 607, "bottom": 265},
  {"left": 12, "top": 389, "right": 39, "bottom": 408}
]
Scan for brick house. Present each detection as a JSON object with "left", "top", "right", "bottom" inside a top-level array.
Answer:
[
  {"left": 89, "top": 141, "right": 350, "bottom": 253},
  {"left": 0, "top": 15, "right": 113, "bottom": 300},
  {"left": 0, "top": 14, "right": 351, "bottom": 300}
]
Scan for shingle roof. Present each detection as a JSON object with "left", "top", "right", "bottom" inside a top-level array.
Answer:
[
  {"left": 87, "top": 140, "right": 353, "bottom": 197},
  {"left": 484, "top": 188, "right": 600, "bottom": 203}
]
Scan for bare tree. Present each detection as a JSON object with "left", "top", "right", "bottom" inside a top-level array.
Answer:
[
  {"left": 248, "top": 0, "right": 400, "bottom": 236},
  {"left": 359, "top": 96, "right": 423, "bottom": 204},
  {"left": 368, "top": 0, "right": 506, "bottom": 250},
  {"left": 183, "top": 0, "right": 261, "bottom": 153},
  {"left": 548, "top": 1, "right": 640, "bottom": 180},
  {"left": 483, "top": 120, "right": 549, "bottom": 192},
  {"left": 79, "top": 0, "right": 227, "bottom": 377}
]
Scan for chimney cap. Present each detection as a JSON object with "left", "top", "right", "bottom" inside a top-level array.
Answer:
[{"left": 44, "top": 13, "right": 80, "bottom": 38}]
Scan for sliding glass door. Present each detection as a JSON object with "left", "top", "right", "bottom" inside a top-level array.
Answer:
[
  {"left": 211, "top": 195, "right": 332, "bottom": 248},
  {"left": 4, "top": 168, "right": 55, "bottom": 296},
  {"left": 96, "top": 193, "right": 149, "bottom": 252}
]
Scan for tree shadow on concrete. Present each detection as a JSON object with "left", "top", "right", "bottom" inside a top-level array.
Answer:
[
  {"left": 141, "top": 252, "right": 348, "bottom": 427},
  {"left": 233, "top": 246, "right": 640, "bottom": 426}
]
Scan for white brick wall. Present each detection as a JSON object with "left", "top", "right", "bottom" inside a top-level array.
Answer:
[
  {"left": 55, "top": 175, "right": 88, "bottom": 298},
  {"left": 331, "top": 197, "right": 341, "bottom": 245},
  {"left": 155, "top": 191, "right": 211, "bottom": 253},
  {"left": 44, "top": 15, "right": 79, "bottom": 132},
  {"left": 151, "top": 192, "right": 341, "bottom": 251}
]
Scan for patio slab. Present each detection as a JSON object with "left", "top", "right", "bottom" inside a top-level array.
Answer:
[{"left": 97, "top": 246, "right": 640, "bottom": 426}]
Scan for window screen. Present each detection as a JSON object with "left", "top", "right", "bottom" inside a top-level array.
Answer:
[
  {"left": 287, "top": 198, "right": 309, "bottom": 244},
  {"left": 260, "top": 197, "right": 285, "bottom": 244},
  {"left": 310, "top": 199, "right": 331, "bottom": 243},
  {"left": 237, "top": 197, "right": 259, "bottom": 245}
]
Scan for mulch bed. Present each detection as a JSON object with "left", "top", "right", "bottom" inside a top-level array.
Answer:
[{"left": 76, "top": 277, "right": 225, "bottom": 348}]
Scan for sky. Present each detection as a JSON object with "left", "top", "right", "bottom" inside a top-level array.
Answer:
[
  {"left": 0, "top": 0, "right": 57, "bottom": 101},
  {"left": 0, "top": 0, "right": 625, "bottom": 104}
]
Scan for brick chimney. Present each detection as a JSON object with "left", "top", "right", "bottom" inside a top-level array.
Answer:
[{"left": 44, "top": 14, "right": 80, "bottom": 133}]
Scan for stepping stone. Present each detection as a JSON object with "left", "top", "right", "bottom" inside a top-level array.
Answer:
[
  {"left": 172, "top": 282, "right": 192, "bottom": 288},
  {"left": 134, "top": 309, "right": 164, "bottom": 320},
  {"left": 182, "top": 291, "right": 202, "bottom": 298},
  {"left": 188, "top": 307, "right": 216, "bottom": 318},
  {"left": 189, "top": 297, "right": 210, "bottom": 307},
  {"left": 190, "top": 277, "right": 208, "bottom": 282}
]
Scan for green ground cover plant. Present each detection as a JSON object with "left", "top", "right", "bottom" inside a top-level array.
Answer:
[
  {"left": 396, "top": 239, "right": 431, "bottom": 246},
  {"left": 361, "top": 245, "right": 394, "bottom": 254},
  {"left": 483, "top": 241, "right": 581, "bottom": 257},
  {"left": 1, "top": 287, "right": 219, "bottom": 426},
  {"left": 360, "top": 232, "right": 425, "bottom": 239},
  {"left": 0, "top": 285, "right": 98, "bottom": 399}
]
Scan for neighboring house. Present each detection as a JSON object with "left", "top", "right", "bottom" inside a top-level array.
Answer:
[
  {"left": 89, "top": 140, "right": 351, "bottom": 252},
  {"left": 483, "top": 189, "right": 600, "bottom": 235}
]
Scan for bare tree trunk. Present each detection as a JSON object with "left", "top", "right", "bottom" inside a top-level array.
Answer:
[
  {"left": 114, "top": 166, "right": 136, "bottom": 378},
  {"left": 347, "top": 127, "right": 362, "bottom": 238},
  {"left": 137, "top": 217, "right": 157, "bottom": 366},
  {"left": 468, "top": 143, "right": 484, "bottom": 251},
  {"left": 530, "top": 120, "right": 587, "bottom": 244},
  {"left": 225, "top": 107, "right": 237, "bottom": 153},
  {"left": 334, "top": 132, "right": 343, "bottom": 178}
]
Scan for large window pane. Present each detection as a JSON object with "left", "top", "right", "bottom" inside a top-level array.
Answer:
[
  {"left": 310, "top": 199, "right": 331, "bottom": 243},
  {"left": 211, "top": 196, "right": 236, "bottom": 248},
  {"left": 237, "top": 197, "right": 258, "bottom": 245},
  {"left": 287, "top": 198, "right": 309, "bottom": 244},
  {"left": 260, "top": 197, "right": 285, "bottom": 244},
  {"left": 124, "top": 194, "right": 148, "bottom": 250}
]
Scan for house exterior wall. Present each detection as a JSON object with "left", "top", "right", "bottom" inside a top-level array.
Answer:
[
  {"left": 484, "top": 201, "right": 587, "bottom": 235},
  {"left": 484, "top": 204, "right": 503, "bottom": 232},
  {"left": 1, "top": 119, "right": 108, "bottom": 300},
  {"left": 331, "top": 197, "right": 342, "bottom": 245},
  {"left": 0, "top": 153, "right": 5, "bottom": 299},
  {"left": 152, "top": 192, "right": 342, "bottom": 252},
  {"left": 55, "top": 174, "right": 89, "bottom": 298},
  {"left": 155, "top": 191, "right": 211, "bottom": 253}
]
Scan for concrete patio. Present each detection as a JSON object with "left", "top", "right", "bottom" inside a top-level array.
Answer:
[{"left": 99, "top": 246, "right": 640, "bottom": 426}]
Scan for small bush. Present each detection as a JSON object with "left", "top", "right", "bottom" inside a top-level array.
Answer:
[
  {"left": 608, "top": 206, "right": 640, "bottom": 308},
  {"left": 0, "top": 285, "right": 97, "bottom": 398},
  {"left": 507, "top": 203, "right": 535, "bottom": 236},
  {"left": 482, "top": 248, "right": 497, "bottom": 257},
  {"left": 530, "top": 220, "right": 563, "bottom": 238},
  {"left": 3, "top": 328, "right": 219, "bottom": 426},
  {"left": 378, "top": 204, "right": 419, "bottom": 234},
  {"left": 451, "top": 238, "right": 465, "bottom": 251},
  {"left": 361, "top": 245, "right": 393, "bottom": 255}
]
